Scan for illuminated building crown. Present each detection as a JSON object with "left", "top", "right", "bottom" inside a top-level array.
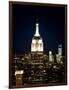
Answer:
[{"left": 31, "top": 22, "right": 43, "bottom": 53}]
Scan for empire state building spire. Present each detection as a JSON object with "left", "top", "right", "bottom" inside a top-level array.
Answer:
[
  {"left": 34, "top": 23, "right": 40, "bottom": 37},
  {"left": 31, "top": 22, "right": 43, "bottom": 53}
]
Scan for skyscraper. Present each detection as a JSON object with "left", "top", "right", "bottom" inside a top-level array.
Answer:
[
  {"left": 56, "top": 44, "right": 62, "bottom": 63},
  {"left": 49, "top": 51, "right": 54, "bottom": 62},
  {"left": 58, "top": 44, "right": 62, "bottom": 56},
  {"left": 31, "top": 23, "right": 43, "bottom": 53}
]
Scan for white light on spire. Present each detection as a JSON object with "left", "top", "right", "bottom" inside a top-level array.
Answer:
[{"left": 34, "top": 23, "right": 40, "bottom": 37}]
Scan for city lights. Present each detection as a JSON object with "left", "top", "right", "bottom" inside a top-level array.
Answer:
[{"left": 12, "top": 22, "right": 65, "bottom": 86}]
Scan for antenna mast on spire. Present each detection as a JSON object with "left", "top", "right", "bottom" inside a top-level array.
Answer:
[{"left": 34, "top": 15, "right": 40, "bottom": 37}]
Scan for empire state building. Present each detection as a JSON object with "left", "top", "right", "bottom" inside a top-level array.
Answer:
[{"left": 31, "top": 23, "right": 43, "bottom": 53}]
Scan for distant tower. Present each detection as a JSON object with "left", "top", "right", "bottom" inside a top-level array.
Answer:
[
  {"left": 58, "top": 44, "right": 62, "bottom": 56},
  {"left": 49, "top": 51, "right": 54, "bottom": 62},
  {"left": 31, "top": 23, "right": 43, "bottom": 53},
  {"left": 56, "top": 44, "right": 62, "bottom": 63}
]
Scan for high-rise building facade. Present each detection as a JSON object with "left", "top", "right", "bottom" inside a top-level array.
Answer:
[
  {"left": 31, "top": 23, "right": 43, "bottom": 52},
  {"left": 49, "top": 51, "right": 54, "bottom": 63},
  {"left": 58, "top": 44, "right": 62, "bottom": 56},
  {"left": 56, "top": 44, "right": 62, "bottom": 63}
]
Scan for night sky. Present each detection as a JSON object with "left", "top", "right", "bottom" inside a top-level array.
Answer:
[{"left": 12, "top": 3, "right": 65, "bottom": 55}]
